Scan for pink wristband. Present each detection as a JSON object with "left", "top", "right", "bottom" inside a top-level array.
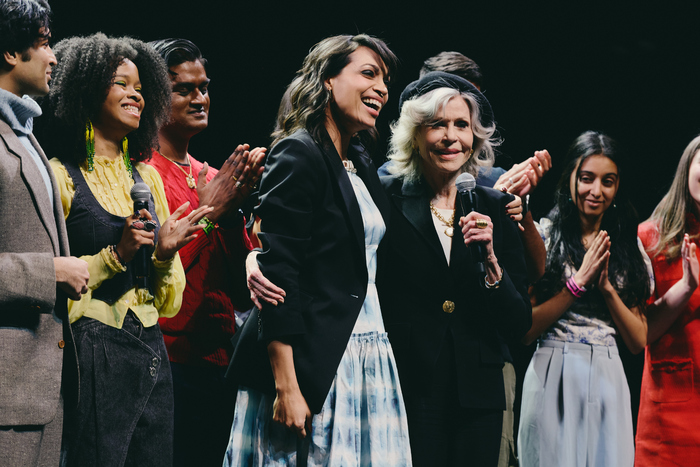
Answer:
[{"left": 566, "top": 276, "right": 587, "bottom": 298}]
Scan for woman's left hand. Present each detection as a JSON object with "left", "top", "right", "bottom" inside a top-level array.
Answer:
[
  {"left": 155, "top": 201, "right": 214, "bottom": 261},
  {"left": 597, "top": 250, "right": 614, "bottom": 295}
]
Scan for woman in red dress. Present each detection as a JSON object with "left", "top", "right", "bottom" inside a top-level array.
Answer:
[{"left": 636, "top": 135, "right": 700, "bottom": 466}]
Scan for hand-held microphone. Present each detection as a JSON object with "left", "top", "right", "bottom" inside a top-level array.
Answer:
[
  {"left": 130, "top": 182, "right": 152, "bottom": 290},
  {"left": 455, "top": 173, "right": 486, "bottom": 274}
]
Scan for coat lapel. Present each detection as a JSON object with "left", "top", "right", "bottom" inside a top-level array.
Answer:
[
  {"left": 317, "top": 137, "right": 365, "bottom": 256},
  {"left": 349, "top": 143, "right": 390, "bottom": 230},
  {"left": 0, "top": 122, "right": 60, "bottom": 255},
  {"left": 392, "top": 178, "right": 447, "bottom": 267}
]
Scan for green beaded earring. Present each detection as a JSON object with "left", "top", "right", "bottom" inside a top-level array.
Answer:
[
  {"left": 85, "top": 120, "right": 95, "bottom": 172},
  {"left": 121, "top": 137, "right": 133, "bottom": 179}
]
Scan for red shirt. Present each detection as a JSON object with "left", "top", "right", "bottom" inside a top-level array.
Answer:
[
  {"left": 148, "top": 151, "right": 253, "bottom": 367},
  {"left": 636, "top": 218, "right": 700, "bottom": 466}
]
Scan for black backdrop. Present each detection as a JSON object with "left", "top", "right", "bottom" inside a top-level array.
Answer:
[
  {"left": 49, "top": 0, "right": 700, "bottom": 433},
  {"left": 51, "top": 0, "right": 700, "bottom": 220}
]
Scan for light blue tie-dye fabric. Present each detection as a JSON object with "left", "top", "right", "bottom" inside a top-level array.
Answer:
[{"left": 224, "top": 170, "right": 412, "bottom": 466}]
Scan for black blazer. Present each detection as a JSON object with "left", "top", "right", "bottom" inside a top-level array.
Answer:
[
  {"left": 228, "top": 130, "right": 390, "bottom": 414},
  {"left": 377, "top": 175, "right": 531, "bottom": 410}
]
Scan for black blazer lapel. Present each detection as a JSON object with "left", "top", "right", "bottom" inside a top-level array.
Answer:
[
  {"left": 350, "top": 146, "right": 390, "bottom": 230},
  {"left": 393, "top": 178, "right": 447, "bottom": 267},
  {"left": 317, "top": 137, "right": 365, "bottom": 256}
]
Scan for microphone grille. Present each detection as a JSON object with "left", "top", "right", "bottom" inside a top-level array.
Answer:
[
  {"left": 130, "top": 182, "right": 151, "bottom": 202},
  {"left": 455, "top": 172, "right": 476, "bottom": 193}
]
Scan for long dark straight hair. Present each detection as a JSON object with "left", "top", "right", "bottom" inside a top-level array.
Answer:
[{"left": 533, "top": 131, "right": 650, "bottom": 309}]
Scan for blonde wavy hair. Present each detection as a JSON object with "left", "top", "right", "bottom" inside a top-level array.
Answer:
[
  {"left": 647, "top": 135, "right": 700, "bottom": 260},
  {"left": 386, "top": 88, "right": 498, "bottom": 183}
]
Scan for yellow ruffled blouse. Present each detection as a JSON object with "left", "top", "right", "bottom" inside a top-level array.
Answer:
[{"left": 49, "top": 155, "right": 185, "bottom": 328}]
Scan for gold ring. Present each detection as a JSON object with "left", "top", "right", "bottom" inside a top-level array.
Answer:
[
  {"left": 232, "top": 175, "right": 239, "bottom": 182},
  {"left": 250, "top": 162, "right": 257, "bottom": 170},
  {"left": 476, "top": 219, "right": 488, "bottom": 229}
]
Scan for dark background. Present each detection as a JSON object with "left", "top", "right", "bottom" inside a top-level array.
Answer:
[
  {"left": 51, "top": 0, "right": 700, "bottom": 221},
  {"left": 50, "top": 0, "right": 699, "bottom": 432}
]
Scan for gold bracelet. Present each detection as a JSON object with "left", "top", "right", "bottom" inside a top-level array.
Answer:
[{"left": 197, "top": 216, "right": 215, "bottom": 235}]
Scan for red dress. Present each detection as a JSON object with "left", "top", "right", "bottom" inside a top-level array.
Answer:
[{"left": 636, "top": 219, "right": 700, "bottom": 466}]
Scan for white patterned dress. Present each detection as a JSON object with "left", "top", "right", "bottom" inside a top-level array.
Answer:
[{"left": 223, "top": 167, "right": 412, "bottom": 466}]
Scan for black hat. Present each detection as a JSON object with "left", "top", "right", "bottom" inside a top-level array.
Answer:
[{"left": 398, "top": 71, "right": 494, "bottom": 128}]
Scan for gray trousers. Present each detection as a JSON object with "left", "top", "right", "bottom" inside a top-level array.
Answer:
[{"left": 518, "top": 340, "right": 634, "bottom": 467}]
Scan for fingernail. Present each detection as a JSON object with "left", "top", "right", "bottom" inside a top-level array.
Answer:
[{"left": 279, "top": 298, "right": 285, "bottom": 303}]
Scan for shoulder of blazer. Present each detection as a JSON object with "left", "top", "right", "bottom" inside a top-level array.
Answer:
[
  {"left": 475, "top": 185, "right": 516, "bottom": 210},
  {"left": 380, "top": 174, "right": 403, "bottom": 195}
]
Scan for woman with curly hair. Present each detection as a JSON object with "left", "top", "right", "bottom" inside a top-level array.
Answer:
[
  {"left": 38, "top": 33, "right": 211, "bottom": 467},
  {"left": 224, "top": 34, "right": 412, "bottom": 466},
  {"left": 635, "top": 136, "right": 700, "bottom": 466},
  {"left": 518, "top": 131, "right": 651, "bottom": 466}
]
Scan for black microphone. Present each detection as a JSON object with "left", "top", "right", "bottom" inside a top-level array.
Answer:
[
  {"left": 130, "top": 182, "right": 151, "bottom": 290},
  {"left": 455, "top": 172, "right": 486, "bottom": 274}
]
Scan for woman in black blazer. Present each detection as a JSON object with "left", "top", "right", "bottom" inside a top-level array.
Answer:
[
  {"left": 376, "top": 72, "right": 532, "bottom": 466},
  {"left": 224, "top": 35, "right": 412, "bottom": 466}
]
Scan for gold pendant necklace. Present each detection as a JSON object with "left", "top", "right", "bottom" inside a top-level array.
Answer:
[
  {"left": 429, "top": 201, "right": 455, "bottom": 237},
  {"left": 159, "top": 153, "right": 196, "bottom": 189}
]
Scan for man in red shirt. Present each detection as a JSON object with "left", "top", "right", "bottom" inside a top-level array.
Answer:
[{"left": 148, "top": 38, "right": 264, "bottom": 467}]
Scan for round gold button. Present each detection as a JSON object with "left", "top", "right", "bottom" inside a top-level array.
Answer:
[
  {"left": 58, "top": 340, "right": 65, "bottom": 349},
  {"left": 443, "top": 301, "right": 455, "bottom": 314}
]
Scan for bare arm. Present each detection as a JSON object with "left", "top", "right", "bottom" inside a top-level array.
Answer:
[
  {"left": 520, "top": 211, "right": 546, "bottom": 283},
  {"left": 267, "top": 340, "right": 312, "bottom": 438},
  {"left": 598, "top": 253, "right": 648, "bottom": 354},
  {"left": 523, "top": 230, "right": 609, "bottom": 344},
  {"left": 646, "top": 235, "right": 699, "bottom": 344}
]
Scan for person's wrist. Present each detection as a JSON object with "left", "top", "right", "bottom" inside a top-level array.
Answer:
[{"left": 154, "top": 243, "right": 172, "bottom": 262}]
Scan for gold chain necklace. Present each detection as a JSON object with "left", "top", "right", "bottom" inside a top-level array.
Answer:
[
  {"left": 429, "top": 201, "right": 455, "bottom": 237},
  {"left": 159, "top": 152, "right": 196, "bottom": 189}
]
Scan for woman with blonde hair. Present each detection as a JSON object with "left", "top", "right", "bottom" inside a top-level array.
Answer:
[{"left": 636, "top": 135, "right": 700, "bottom": 466}]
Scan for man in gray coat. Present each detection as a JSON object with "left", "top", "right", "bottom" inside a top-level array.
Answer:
[{"left": 0, "top": 1, "right": 89, "bottom": 465}]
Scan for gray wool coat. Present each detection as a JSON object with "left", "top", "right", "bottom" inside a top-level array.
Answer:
[{"left": 0, "top": 118, "right": 77, "bottom": 428}]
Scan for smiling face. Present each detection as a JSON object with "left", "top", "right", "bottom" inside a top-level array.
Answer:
[
  {"left": 325, "top": 46, "right": 389, "bottom": 136},
  {"left": 94, "top": 59, "right": 143, "bottom": 138},
  {"left": 416, "top": 96, "right": 474, "bottom": 178},
  {"left": 10, "top": 28, "right": 56, "bottom": 97},
  {"left": 163, "top": 59, "right": 210, "bottom": 138},
  {"left": 570, "top": 154, "right": 619, "bottom": 221}
]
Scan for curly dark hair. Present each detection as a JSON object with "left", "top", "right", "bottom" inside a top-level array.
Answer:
[
  {"left": 0, "top": 0, "right": 51, "bottom": 59},
  {"left": 533, "top": 131, "right": 650, "bottom": 310},
  {"left": 272, "top": 34, "right": 399, "bottom": 150},
  {"left": 38, "top": 33, "right": 171, "bottom": 164}
]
